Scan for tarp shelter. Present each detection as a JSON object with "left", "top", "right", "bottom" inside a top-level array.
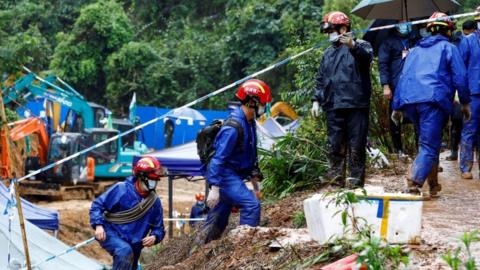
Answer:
[
  {"left": 0, "top": 213, "right": 104, "bottom": 270},
  {"left": 0, "top": 182, "right": 59, "bottom": 231}
]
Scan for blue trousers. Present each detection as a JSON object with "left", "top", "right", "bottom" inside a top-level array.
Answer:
[
  {"left": 403, "top": 103, "right": 447, "bottom": 186},
  {"left": 200, "top": 174, "right": 260, "bottom": 244},
  {"left": 460, "top": 95, "right": 480, "bottom": 172},
  {"left": 100, "top": 232, "right": 143, "bottom": 270}
]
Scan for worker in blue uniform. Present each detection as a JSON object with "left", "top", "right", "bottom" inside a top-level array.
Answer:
[
  {"left": 378, "top": 21, "right": 417, "bottom": 156},
  {"left": 90, "top": 156, "right": 165, "bottom": 270},
  {"left": 459, "top": 10, "right": 480, "bottom": 179},
  {"left": 392, "top": 12, "right": 471, "bottom": 196},
  {"left": 189, "top": 193, "right": 208, "bottom": 227},
  {"left": 197, "top": 79, "right": 271, "bottom": 245}
]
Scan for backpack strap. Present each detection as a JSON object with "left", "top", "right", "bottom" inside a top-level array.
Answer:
[{"left": 223, "top": 118, "right": 243, "bottom": 151}]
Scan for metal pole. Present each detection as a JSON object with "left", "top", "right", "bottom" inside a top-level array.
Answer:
[
  {"left": 14, "top": 180, "right": 32, "bottom": 270},
  {"left": 168, "top": 175, "right": 173, "bottom": 239}
]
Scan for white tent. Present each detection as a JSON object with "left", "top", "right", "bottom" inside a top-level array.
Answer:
[{"left": 0, "top": 211, "right": 104, "bottom": 270}]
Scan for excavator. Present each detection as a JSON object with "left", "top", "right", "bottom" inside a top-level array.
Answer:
[
  {"left": 1, "top": 69, "right": 147, "bottom": 199},
  {"left": 2, "top": 69, "right": 148, "bottom": 180}
]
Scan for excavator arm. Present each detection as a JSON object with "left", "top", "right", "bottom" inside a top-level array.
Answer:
[{"left": 9, "top": 117, "right": 49, "bottom": 165}]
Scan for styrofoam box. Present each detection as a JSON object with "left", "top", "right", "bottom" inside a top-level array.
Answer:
[{"left": 303, "top": 191, "right": 423, "bottom": 244}]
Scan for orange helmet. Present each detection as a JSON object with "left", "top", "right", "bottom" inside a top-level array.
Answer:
[
  {"left": 195, "top": 193, "right": 205, "bottom": 201},
  {"left": 236, "top": 79, "right": 272, "bottom": 105},
  {"left": 321, "top": 11, "right": 350, "bottom": 33},
  {"left": 134, "top": 156, "right": 163, "bottom": 180},
  {"left": 427, "top": 12, "right": 454, "bottom": 31}
]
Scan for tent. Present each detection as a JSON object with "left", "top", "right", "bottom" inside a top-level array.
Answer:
[
  {"left": 0, "top": 182, "right": 59, "bottom": 231},
  {"left": 0, "top": 213, "right": 104, "bottom": 270}
]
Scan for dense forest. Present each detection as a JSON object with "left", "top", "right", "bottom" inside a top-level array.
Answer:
[{"left": 1, "top": 0, "right": 478, "bottom": 116}]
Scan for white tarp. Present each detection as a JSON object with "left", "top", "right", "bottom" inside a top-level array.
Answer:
[{"left": 0, "top": 211, "right": 104, "bottom": 270}]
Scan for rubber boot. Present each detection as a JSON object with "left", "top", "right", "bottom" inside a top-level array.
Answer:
[
  {"left": 405, "top": 178, "right": 422, "bottom": 195},
  {"left": 426, "top": 165, "right": 441, "bottom": 198},
  {"left": 346, "top": 177, "right": 364, "bottom": 189},
  {"left": 445, "top": 151, "right": 458, "bottom": 161},
  {"left": 462, "top": 171, "right": 473, "bottom": 179}
]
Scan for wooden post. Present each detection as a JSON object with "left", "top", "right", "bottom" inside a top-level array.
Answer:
[
  {"left": 0, "top": 89, "right": 32, "bottom": 269},
  {"left": 14, "top": 179, "right": 32, "bottom": 270}
]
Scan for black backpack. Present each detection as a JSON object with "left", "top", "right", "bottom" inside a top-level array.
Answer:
[{"left": 196, "top": 119, "right": 243, "bottom": 166}]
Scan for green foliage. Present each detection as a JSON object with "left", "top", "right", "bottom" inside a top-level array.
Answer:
[
  {"left": 260, "top": 117, "right": 328, "bottom": 197},
  {"left": 292, "top": 211, "right": 306, "bottom": 228},
  {"left": 442, "top": 230, "right": 480, "bottom": 270},
  {"left": 50, "top": 0, "right": 133, "bottom": 103}
]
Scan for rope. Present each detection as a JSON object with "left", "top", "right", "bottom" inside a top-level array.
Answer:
[{"left": 104, "top": 191, "right": 157, "bottom": 224}]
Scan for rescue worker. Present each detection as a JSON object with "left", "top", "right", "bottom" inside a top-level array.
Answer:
[
  {"left": 459, "top": 8, "right": 480, "bottom": 179},
  {"left": 90, "top": 156, "right": 165, "bottom": 270},
  {"left": 198, "top": 79, "right": 270, "bottom": 244},
  {"left": 447, "top": 20, "right": 478, "bottom": 161},
  {"left": 378, "top": 21, "right": 417, "bottom": 156},
  {"left": 392, "top": 12, "right": 471, "bottom": 195},
  {"left": 189, "top": 193, "right": 208, "bottom": 227},
  {"left": 311, "top": 11, "right": 373, "bottom": 188}
]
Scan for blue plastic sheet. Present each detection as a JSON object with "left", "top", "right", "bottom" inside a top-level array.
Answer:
[{"left": 0, "top": 182, "right": 59, "bottom": 231}]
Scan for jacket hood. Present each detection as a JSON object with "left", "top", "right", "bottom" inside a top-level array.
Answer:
[
  {"left": 230, "top": 106, "right": 248, "bottom": 122},
  {"left": 418, "top": 35, "right": 448, "bottom": 48}
]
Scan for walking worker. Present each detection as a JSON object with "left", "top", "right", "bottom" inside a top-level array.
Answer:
[
  {"left": 378, "top": 20, "right": 417, "bottom": 156},
  {"left": 459, "top": 8, "right": 480, "bottom": 179},
  {"left": 392, "top": 12, "right": 471, "bottom": 196},
  {"left": 90, "top": 156, "right": 165, "bottom": 270},
  {"left": 311, "top": 11, "right": 373, "bottom": 188},
  {"left": 198, "top": 79, "right": 270, "bottom": 244}
]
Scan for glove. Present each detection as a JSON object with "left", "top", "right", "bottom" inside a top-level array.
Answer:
[
  {"left": 339, "top": 32, "right": 355, "bottom": 48},
  {"left": 391, "top": 110, "right": 403, "bottom": 127},
  {"left": 311, "top": 101, "right": 321, "bottom": 117},
  {"left": 462, "top": 104, "right": 471, "bottom": 122},
  {"left": 206, "top": 186, "right": 220, "bottom": 209}
]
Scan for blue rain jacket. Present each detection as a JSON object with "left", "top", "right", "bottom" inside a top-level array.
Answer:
[
  {"left": 458, "top": 30, "right": 480, "bottom": 95},
  {"left": 393, "top": 35, "right": 470, "bottom": 113},
  {"left": 90, "top": 176, "right": 165, "bottom": 245},
  {"left": 206, "top": 106, "right": 257, "bottom": 186}
]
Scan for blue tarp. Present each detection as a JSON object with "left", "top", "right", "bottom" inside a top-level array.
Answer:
[
  {"left": 0, "top": 182, "right": 59, "bottom": 231},
  {"left": 134, "top": 141, "right": 202, "bottom": 177}
]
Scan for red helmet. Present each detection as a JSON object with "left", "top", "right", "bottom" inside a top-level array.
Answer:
[
  {"left": 321, "top": 11, "right": 350, "bottom": 33},
  {"left": 427, "top": 12, "right": 454, "bottom": 31},
  {"left": 236, "top": 79, "right": 272, "bottom": 105},
  {"left": 195, "top": 193, "right": 205, "bottom": 201},
  {"left": 134, "top": 156, "right": 163, "bottom": 180}
]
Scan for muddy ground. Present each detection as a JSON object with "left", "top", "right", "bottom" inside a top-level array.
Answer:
[
  {"left": 36, "top": 178, "right": 206, "bottom": 266},
  {"left": 143, "top": 153, "right": 480, "bottom": 270},
  {"left": 35, "top": 151, "right": 480, "bottom": 269}
]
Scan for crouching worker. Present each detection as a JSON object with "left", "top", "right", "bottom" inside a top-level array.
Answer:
[
  {"left": 392, "top": 12, "right": 470, "bottom": 196},
  {"left": 195, "top": 79, "right": 271, "bottom": 245},
  {"left": 90, "top": 156, "right": 165, "bottom": 270}
]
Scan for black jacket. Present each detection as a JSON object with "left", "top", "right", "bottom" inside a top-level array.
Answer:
[
  {"left": 312, "top": 39, "right": 373, "bottom": 111},
  {"left": 378, "top": 33, "right": 417, "bottom": 90}
]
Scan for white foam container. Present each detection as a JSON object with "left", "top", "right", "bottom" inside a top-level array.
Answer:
[{"left": 303, "top": 190, "right": 423, "bottom": 244}]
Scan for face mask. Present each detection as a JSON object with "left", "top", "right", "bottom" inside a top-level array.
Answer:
[
  {"left": 145, "top": 179, "right": 158, "bottom": 191},
  {"left": 477, "top": 22, "right": 480, "bottom": 30},
  {"left": 329, "top": 32, "right": 340, "bottom": 42},
  {"left": 256, "top": 105, "right": 265, "bottom": 116},
  {"left": 396, "top": 24, "right": 411, "bottom": 36},
  {"left": 419, "top": 28, "right": 431, "bottom": 38}
]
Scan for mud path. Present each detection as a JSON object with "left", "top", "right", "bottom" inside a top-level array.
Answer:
[{"left": 415, "top": 152, "right": 480, "bottom": 268}]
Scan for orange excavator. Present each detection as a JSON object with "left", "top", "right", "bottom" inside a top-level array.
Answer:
[{"left": 0, "top": 117, "right": 49, "bottom": 179}]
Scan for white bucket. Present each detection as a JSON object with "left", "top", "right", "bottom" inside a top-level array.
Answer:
[{"left": 303, "top": 190, "right": 423, "bottom": 244}]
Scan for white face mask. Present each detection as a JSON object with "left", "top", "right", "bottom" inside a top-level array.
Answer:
[
  {"left": 256, "top": 105, "right": 265, "bottom": 116},
  {"left": 419, "top": 28, "right": 431, "bottom": 38},
  {"left": 477, "top": 22, "right": 480, "bottom": 31},
  {"left": 146, "top": 179, "right": 158, "bottom": 191},
  {"left": 329, "top": 32, "right": 340, "bottom": 42}
]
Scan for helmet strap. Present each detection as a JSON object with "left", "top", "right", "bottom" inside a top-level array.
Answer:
[{"left": 135, "top": 178, "right": 150, "bottom": 198}]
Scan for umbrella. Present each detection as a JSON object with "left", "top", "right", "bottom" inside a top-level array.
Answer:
[
  {"left": 351, "top": 0, "right": 460, "bottom": 20},
  {"left": 166, "top": 107, "right": 206, "bottom": 126}
]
